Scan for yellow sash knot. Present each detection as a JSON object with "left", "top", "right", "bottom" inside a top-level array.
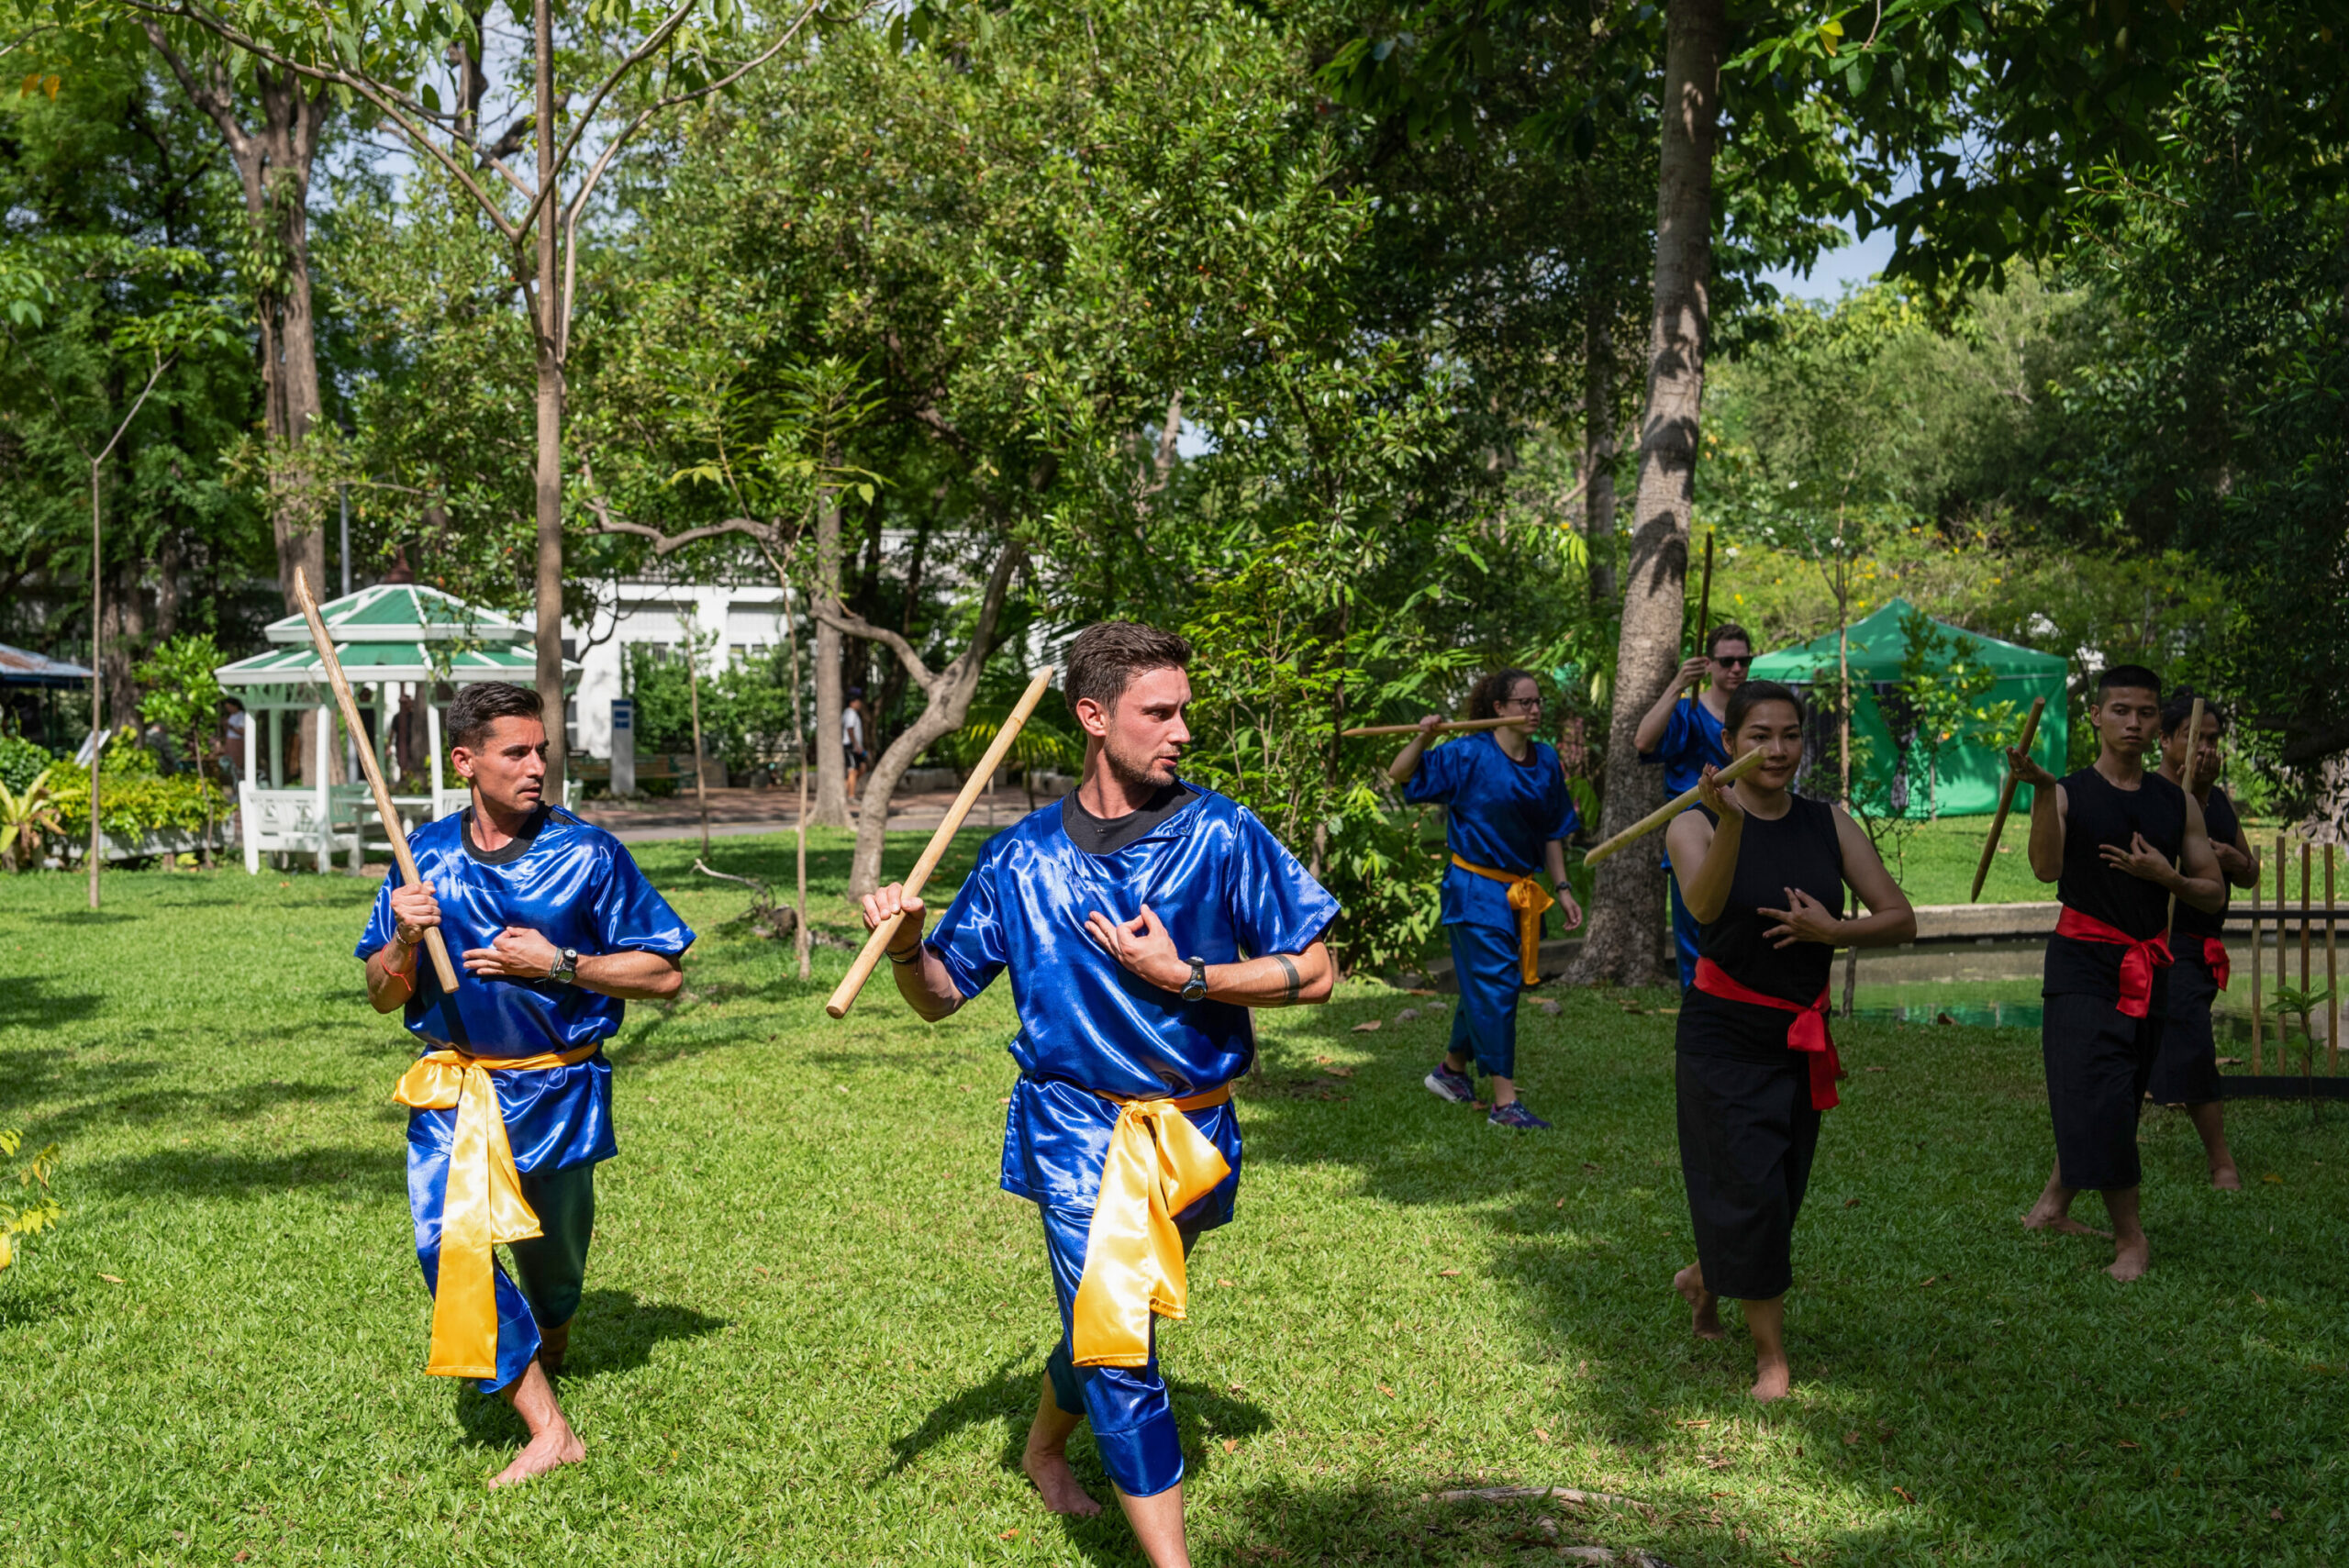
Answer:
[
  {"left": 393, "top": 1043, "right": 600, "bottom": 1379},
  {"left": 1451, "top": 854, "right": 1554, "bottom": 986},
  {"left": 1070, "top": 1083, "right": 1233, "bottom": 1369}
]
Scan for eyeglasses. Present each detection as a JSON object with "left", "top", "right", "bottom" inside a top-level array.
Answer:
[
  {"left": 1501, "top": 695, "right": 1545, "bottom": 710},
  {"left": 1713, "top": 654, "right": 1753, "bottom": 668}
]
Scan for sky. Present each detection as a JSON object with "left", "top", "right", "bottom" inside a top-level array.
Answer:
[{"left": 1753, "top": 220, "right": 1898, "bottom": 302}]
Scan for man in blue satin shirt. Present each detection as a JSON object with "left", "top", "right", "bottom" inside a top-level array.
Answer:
[
  {"left": 860, "top": 623, "right": 1339, "bottom": 1568},
  {"left": 1633, "top": 623, "right": 1751, "bottom": 986},
  {"left": 358, "top": 682, "right": 692, "bottom": 1488}
]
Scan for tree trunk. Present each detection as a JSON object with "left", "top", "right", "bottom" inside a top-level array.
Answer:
[
  {"left": 531, "top": 0, "right": 569, "bottom": 796},
  {"left": 1567, "top": 0, "right": 1722, "bottom": 988},
  {"left": 1583, "top": 302, "right": 1620, "bottom": 605},
  {"left": 836, "top": 542, "right": 1026, "bottom": 896},
  {"left": 809, "top": 489, "right": 851, "bottom": 827}
]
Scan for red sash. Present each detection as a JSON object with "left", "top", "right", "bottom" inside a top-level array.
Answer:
[
  {"left": 2054, "top": 906, "right": 2173, "bottom": 1018},
  {"left": 2195, "top": 935, "right": 2230, "bottom": 992},
  {"left": 1692, "top": 957, "right": 1842, "bottom": 1111}
]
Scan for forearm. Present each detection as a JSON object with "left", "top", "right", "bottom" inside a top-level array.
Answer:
[
  {"left": 1834, "top": 903, "right": 1918, "bottom": 949},
  {"left": 1678, "top": 817, "right": 1743, "bottom": 924},
  {"left": 2173, "top": 874, "right": 2226, "bottom": 915},
  {"left": 576, "top": 951, "right": 685, "bottom": 1000},
  {"left": 890, "top": 942, "right": 965, "bottom": 1021},
  {"left": 1632, "top": 691, "right": 1680, "bottom": 755},
  {"left": 366, "top": 941, "right": 417, "bottom": 1012},
  {"left": 1206, "top": 942, "right": 1334, "bottom": 1007},
  {"left": 2026, "top": 791, "right": 2063, "bottom": 883},
  {"left": 1544, "top": 840, "right": 1567, "bottom": 887},
  {"left": 1386, "top": 735, "right": 1430, "bottom": 785}
]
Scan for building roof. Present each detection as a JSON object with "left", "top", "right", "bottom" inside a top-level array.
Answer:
[
  {"left": 0, "top": 641, "right": 93, "bottom": 687},
  {"left": 260, "top": 584, "right": 530, "bottom": 646},
  {"left": 216, "top": 640, "right": 577, "bottom": 698}
]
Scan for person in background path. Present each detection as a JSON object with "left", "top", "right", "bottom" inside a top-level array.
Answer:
[
  {"left": 357, "top": 681, "right": 693, "bottom": 1486},
  {"left": 1388, "top": 669, "right": 1584, "bottom": 1130},
  {"left": 1636, "top": 624, "right": 1753, "bottom": 987},
  {"left": 1664, "top": 680, "right": 1914, "bottom": 1401},
  {"left": 844, "top": 689, "right": 869, "bottom": 801},
  {"left": 2151, "top": 688, "right": 2259, "bottom": 1188},
  {"left": 2009, "top": 664, "right": 2225, "bottom": 1281},
  {"left": 858, "top": 622, "right": 1338, "bottom": 1568}
]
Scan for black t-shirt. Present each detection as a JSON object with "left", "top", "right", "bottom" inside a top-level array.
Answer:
[
  {"left": 1061, "top": 781, "right": 1201, "bottom": 856},
  {"left": 2045, "top": 764, "right": 2187, "bottom": 998},
  {"left": 2174, "top": 784, "right": 2238, "bottom": 940},
  {"left": 1694, "top": 793, "right": 1845, "bottom": 1006}
]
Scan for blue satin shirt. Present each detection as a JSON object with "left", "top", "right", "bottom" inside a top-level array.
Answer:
[
  {"left": 925, "top": 784, "right": 1339, "bottom": 1220},
  {"left": 356, "top": 806, "right": 696, "bottom": 1171},
  {"left": 1641, "top": 696, "right": 1727, "bottom": 797},
  {"left": 1404, "top": 730, "right": 1579, "bottom": 931}
]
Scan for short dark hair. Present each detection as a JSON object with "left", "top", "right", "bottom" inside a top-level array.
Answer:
[
  {"left": 1064, "top": 622, "right": 1191, "bottom": 715},
  {"left": 1725, "top": 678, "right": 1804, "bottom": 739},
  {"left": 448, "top": 681, "right": 543, "bottom": 751},
  {"left": 1467, "top": 668, "right": 1539, "bottom": 722},
  {"left": 2162, "top": 686, "right": 2225, "bottom": 737},
  {"left": 1707, "top": 622, "right": 1753, "bottom": 656},
  {"left": 2098, "top": 663, "right": 2162, "bottom": 700}
]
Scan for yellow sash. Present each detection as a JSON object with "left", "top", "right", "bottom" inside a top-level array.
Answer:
[
  {"left": 393, "top": 1043, "right": 601, "bottom": 1379},
  {"left": 1069, "top": 1083, "right": 1233, "bottom": 1368},
  {"left": 1451, "top": 855, "right": 1554, "bottom": 986}
]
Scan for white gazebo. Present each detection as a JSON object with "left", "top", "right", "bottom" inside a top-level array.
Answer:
[{"left": 214, "top": 584, "right": 578, "bottom": 873}]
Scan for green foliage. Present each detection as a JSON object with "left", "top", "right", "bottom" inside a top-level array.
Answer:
[
  {"left": 47, "top": 749, "right": 226, "bottom": 843},
  {"left": 1314, "top": 784, "right": 1444, "bottom": 977},
  {"left": 0, "top": 771, "right": 62, "bottom": 872},
  {"left": 623, "top": 642, "right": 803, "bottom": 782},
  {"left": 133, "top": 634, "right": 228, "bottom": 772},
  {"left": 1893, "top": 607, "right": 2015, "bottom": 820},
  {"left": 0, "top": 730, "right": 50, "bottom": 794},
  {"left": 0, "top": 1127, "right": 63, "bottom": 1273}
]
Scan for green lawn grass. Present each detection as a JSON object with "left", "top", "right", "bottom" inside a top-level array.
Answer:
[{"left": 6, "top": 832, "right": 2348, "bottom": 1566}]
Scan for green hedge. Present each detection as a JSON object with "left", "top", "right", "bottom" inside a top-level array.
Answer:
[{"left": 46, "top": 766, "right": 228, "bottom": 841}]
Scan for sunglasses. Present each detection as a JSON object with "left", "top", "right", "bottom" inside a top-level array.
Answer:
[{"left": 1712, "top": 654, "right": 1753, "bottom": 668}]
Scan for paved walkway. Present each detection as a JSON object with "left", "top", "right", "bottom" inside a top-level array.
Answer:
[{"left": 575, "top": 785, "right": 1052, "bottom": 845}]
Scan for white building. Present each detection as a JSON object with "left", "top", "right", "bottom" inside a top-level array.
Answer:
[{"left": 564, "top": 578, "right": 801, "bottom": 761}]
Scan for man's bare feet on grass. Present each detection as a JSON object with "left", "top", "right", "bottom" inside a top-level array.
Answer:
[
  {"left": 1751, "top": 1355, "right": 1792, "bottom": 1403},
  {"left": 488, "top": 1426, "right": 584, "bottom": 1488},
  {"left": 1673, "top": 1263, "right": 1724, "bottom": 1340},
  {"left": 1022, "top": 1445, "right": 1104, "bottom": 1518},
  {"left": 2021, "top": 1198, "right": 2110, "bottom": 1238},
  {"left": 2107, "top": 1233, "right": 2150, "bottom": 1283},
  {"left": 2210, "top": 1162, "right": 2243, "bottom": 1191}
]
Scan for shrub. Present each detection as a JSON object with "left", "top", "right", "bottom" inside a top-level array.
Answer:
[
  {"left": 48, "top": 767, "right": 226, "bottom": 842},
  {"left": 0, "top": 731, "right": 49, "bottom": 794},
  {"left": 0, "top": 1129, "right": 61, "bottom": 1271}
]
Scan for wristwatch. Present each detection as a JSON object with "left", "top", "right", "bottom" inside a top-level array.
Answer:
[
  {"left": 548, "top": 947, "right": 579, "bottom": 985},
  {"left": 1181, "top": 956, "right": 1208, "bottom": 1002}
]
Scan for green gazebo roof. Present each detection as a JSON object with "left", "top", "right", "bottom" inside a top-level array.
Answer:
[
  {"left": 216, "top": 640, "right": 570, "bottom": 689},
  {"left": 261, "top": 583, "right": 530, "bottom": 646}
]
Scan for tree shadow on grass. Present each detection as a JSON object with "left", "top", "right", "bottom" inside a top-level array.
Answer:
[
  {"left": 450, "top": 1287, "right": 729, "bottom": 1451},
  {"left": 0, "top": 975, "right": 103, "bottom": 1033},
  {"left": 93, "top": 1143, "right": 398, "bottom": 1199}
]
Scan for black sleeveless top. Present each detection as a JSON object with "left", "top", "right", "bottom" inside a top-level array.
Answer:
[
  {"left": 2174, "top": 784, "right": 2237, "bottom": 940},
  {"left": 2046, "top": 765, "right": 2187, "bottom": 999},
  {"left": 1694, "top": 794, "right": 1846, "bottom": 1006}
]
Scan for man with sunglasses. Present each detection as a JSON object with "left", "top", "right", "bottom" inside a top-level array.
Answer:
[{"left": 1635, "top": 624, "right": 1753, "bottom": 988}]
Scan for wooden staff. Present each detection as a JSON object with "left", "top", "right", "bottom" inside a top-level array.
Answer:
[
  {"left": 1968, "top": 695, "right": 2048, "bottom": 904},
  {"left": 1690, "top": 528, "right": 1715, "bottom": 690},
  {"left": 292, "top": 568, "right": 460, "bottom": 995},
  {"left": 1341, "top": 716, "right": 1532, "bottom": 740},
  {"left": 2251, "top": 869, "right": 2264, "bottom": 1073},
  {"left": 2163, "top": 695, "right": 2204, "bottom": 934},
  {"left": 826, "top": 666, "right": 1054, "bottom": 1020},
  {"left": 2327, "top": 844, "right": 2337, "bottom": 1075},
  {"left": 1582, "top": 745, "right": 1769, "bottom": 868}
]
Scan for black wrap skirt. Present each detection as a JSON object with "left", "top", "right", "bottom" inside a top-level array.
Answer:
[{"left": 1675, "top": 989, "right": 1822, "bottom": 1301}]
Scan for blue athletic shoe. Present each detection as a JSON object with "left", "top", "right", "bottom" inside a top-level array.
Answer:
[
  {"left": 1487, "top": 1100, "right": 1553, "bottom": 1131},
  {"left": 1422, "top": 1062, "right": 1475, "bottom": 1105}
]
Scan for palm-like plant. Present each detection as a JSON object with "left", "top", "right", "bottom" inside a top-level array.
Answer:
[
  {"left": 0, "top": 1129, "right": 62, "bottom": 1271},
  {"left": 0, "top": 772, "right": 61, "bottom": 873}
]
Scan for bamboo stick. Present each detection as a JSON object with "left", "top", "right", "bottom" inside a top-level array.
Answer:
[
  {"left": 1969, "top": 696, "right": 2048, "bottom": 904},
  {"left": 1342, "top": 716, "right": 1532, "bottom": 740},
  {"left": 826, "top": 667, "right": 1054, "bottom": 1020},
  {"left": 2328, "top": 844, "right": 2338, "bottom": 1075},
  {"left": 2277, "top": 832, "right": 2289, "bottom": 1067},
  {"left": 2251, "top": 870, "right": 2264, "bottom": 1073},
  {"left": 1583, "top": 746, "right": 1769, "bottom": 868},
  {"left": 292, "top": 568, "right": 460, "bottom": 995},
  {"left": 2301, "top": 839, "right": 2313, "bottom": 1012},
  {"left": 2165, "top": 696, "right": 2204, "bottom": 934},
  {"left": 1691, "top": 528, "right": 1715, "bottom": 692}
]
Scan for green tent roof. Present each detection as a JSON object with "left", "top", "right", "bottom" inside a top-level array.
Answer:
[
  {"left": 260, "top": 583, "right": 530, "bottom": 646},
  {"left": 1751, "top": 597, "right": 2065, "bottom": 684}
]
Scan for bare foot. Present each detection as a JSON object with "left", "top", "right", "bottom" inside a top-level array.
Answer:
[
  {"left": 488, "top": 1425, "right": 584, "bottom": 1488},
  {"left": 2021, "top": 1202, "right": 2109, "bottom": 1239},
  {"left": 1751, "top": 1356, "right": 1792, "bottom": 1403},
  {"left": 2107, "top": 1234, "right": 2150, "bottom": 1283},
  {"left": 1022, "top": 1446, "right": 1103, "bottom": 1517},
  {"left": 2210, "top": 1163, "right": 2243, "bottom": 1191},
  {"left": 1674, "top": 1264, "right": 1724, "bottom": 1340}
]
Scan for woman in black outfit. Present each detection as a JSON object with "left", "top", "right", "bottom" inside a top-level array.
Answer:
[{"left": 1663, "top": 682, "right": 1917, "bottom": 1402}]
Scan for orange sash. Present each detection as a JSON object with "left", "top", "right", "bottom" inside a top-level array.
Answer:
[
  {"left": 1069, "top": 1083, "right": 1232, "bottom": 1368},
  {"left": 1449, "top": 855, "right": 1553, "bottom": 985}
]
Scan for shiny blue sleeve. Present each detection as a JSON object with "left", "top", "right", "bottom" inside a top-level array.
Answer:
[
  {"left": 1539, "top": 748, "right": 1581, "bottom": 842},
  {"left": 356, "top": 872, "right": 398, "bottom": 960},
  {"left": 1639, "top": 701, "right": 1684, "bottom": 764},
  {"left": 1400, "top": 736, "right": 1464, "bottom": 806},
  {"left": 926, "top": 849, "right": 1009, "bottom": 998},
  {"left": 591, "top": 845, "right": 696, "bottom": 956},
  {"left": 1230, "top": 808, "right": 1341, "bottom": 957}
]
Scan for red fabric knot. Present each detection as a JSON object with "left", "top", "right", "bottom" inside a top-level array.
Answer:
[
  {"left": 2054, "top": 906, "right": 2173, "bottom": 1018},
  {"left": 2200, "top": 935, "right": 2230, "bottom": 992},
  {"left": 1693, "top": 957, "right": 1842, "bottom": 1111}
]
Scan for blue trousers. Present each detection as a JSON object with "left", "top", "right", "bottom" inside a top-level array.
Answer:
[
  {"left": 1041, "top": 1203, "right": 1198, "bottom": 1498},
  {"left": 409, "top": 1129, "right": 596, "bottom": 1394},
  {"left": 1445, "top": 919, "right": 1524, "bottom": 1079},
  {"left": 1668, "top": 873, "right": 1701, "bottom": 990}
]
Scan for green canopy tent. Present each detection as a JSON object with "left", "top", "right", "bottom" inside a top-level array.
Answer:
[{"left": 1751, "top": 598, "right": 2068, "bottom": 818}]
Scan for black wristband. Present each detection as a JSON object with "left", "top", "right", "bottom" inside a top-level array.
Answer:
[{"left": 886, "top": 940, "right": 925, "bottom": 965}]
